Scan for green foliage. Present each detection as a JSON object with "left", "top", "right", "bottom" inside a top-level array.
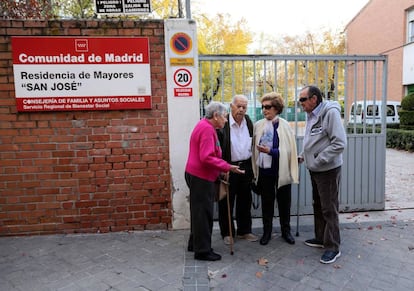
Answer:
[
  {"left": 399, "top": 110, "right": 414, "bottom": 126},
  {"left": 401, "top": 93, "right": 414, "bottom": 111},
  {"left": 346, "top": 125, "right": 382, "bottom": 134},
  {"left": 386, "top": 128, "right": 414, "bottom": 152},
  {"left": 400, "top": 93, "right": 414, "bottom": 127},
  {"left": 55, "top": 0, "right": 95, "bottom": 19}
]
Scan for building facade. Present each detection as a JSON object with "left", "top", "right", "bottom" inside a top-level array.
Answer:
[{"left": 345, "top": 0, "right": 414, "bottom": 100}]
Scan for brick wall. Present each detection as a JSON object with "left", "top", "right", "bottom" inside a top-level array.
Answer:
[
  {"left": 346, "top": 0, "right": 414, "bottom": 100},
  {"left": 0, "top": 19, "right": 172, "bottom": 235}
]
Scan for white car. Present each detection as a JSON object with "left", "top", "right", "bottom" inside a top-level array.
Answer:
[{"left": 349, "top": 100, "right": 401, "bottom": 125}]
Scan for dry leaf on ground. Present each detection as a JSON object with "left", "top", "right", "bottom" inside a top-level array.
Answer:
[{"left": 257, "top": 257, "right": 268, "bottom": 266}]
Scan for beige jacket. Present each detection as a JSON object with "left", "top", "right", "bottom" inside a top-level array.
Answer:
[{"left": 252, "top": 117, "right": 299, "bottom": 188}]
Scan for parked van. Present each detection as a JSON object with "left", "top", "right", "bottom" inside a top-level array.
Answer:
[{"left": 348, "top": 101, "right": 401, "bottom": 125}]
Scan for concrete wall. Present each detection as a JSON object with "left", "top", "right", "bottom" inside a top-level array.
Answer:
[{"left": 0, "top": 19, "right": 174, "bottom": 235}]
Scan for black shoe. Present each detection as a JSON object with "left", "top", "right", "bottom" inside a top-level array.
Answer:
[
  {"left": 194, "top": 251, "right": 222, "bottom": 261},
  {"left": 304, "top": 238, "right": 324, "bottom": 248},
  {"left": 259, "top": 232, "right": 271, "bottom": 245},
  {"left": 282, "top": 232, "right": 295, "bottom": 245}
]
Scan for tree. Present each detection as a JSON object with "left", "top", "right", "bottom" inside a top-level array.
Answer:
[
  {"left": 195, "top": 13, "right": 253, "bottom": 111},
  {"left": 250, "top": 28, "right": 346, "bottom": 101},
  {"left": 1, "top": 0, "right": 55, "bottom": 19},
  {"left": 55, "top": 0, "right": 95, "bottom": 19}
]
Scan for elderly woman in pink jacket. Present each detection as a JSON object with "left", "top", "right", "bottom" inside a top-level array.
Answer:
[{"left": 185, "top": 101, "right": 243, "bottom": 261}]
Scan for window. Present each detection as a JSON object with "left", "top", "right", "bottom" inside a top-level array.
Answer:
[
  {"left": 386, "top": 105, "right": 395, "bottom": 117},
  {"left": 366, "top": 105, "right": 379, "bottom": 116},
  {"left": 408, "top": 9, "right": 414, "bottom": 43},
  {"left": 351, "top": 104, "right": 362, "bottom": 115}
]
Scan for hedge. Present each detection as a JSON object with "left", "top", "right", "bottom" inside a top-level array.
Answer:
[{"left": 386, "top": 128, "right": 414, "bottom": 152}]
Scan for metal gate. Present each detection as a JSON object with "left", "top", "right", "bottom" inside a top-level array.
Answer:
[{"left": 199, "top": 54, "right": 388, "bottom": 217}]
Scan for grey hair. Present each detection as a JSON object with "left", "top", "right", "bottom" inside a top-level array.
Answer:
[
  {"left": 204, "top": 101, "right": 227, "bottom": 119},
  {"left": 232, "top": 94, "right": 248, "bottom": 104}
]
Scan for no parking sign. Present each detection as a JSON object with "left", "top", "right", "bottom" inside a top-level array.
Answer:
[{"left": 165, "top": 23, "right": 197, "bottom": 98}]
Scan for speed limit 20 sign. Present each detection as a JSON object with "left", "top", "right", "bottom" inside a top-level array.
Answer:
[
  {"left": 173, "top": 68, "right": 192, "bottom": 87},
  {"left": 173, "top": 68, "right": 193, "bottom": 97}
]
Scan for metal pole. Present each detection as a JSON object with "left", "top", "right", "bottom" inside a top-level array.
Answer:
[{"left": 185, "top": 0, "right": 191, "bottom": 19}]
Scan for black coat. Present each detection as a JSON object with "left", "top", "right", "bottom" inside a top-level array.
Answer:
[{"left": 217, "top": 114, "right": 254, "bottom": 163}]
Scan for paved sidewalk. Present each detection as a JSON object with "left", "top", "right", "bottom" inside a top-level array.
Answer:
[
  {"left": 1, "top": 149, "right": 413, "bottom": 290},
  {"left": 1, "top": 210, "right": 414, "bottom": 291}
]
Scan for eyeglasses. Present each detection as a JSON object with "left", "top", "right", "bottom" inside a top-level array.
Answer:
[
  {"left": 261, "top": 105, "right": 273, "bottom": 110},
  {"left": 299, "top": 96, "right": 312, "bottom": 102}
]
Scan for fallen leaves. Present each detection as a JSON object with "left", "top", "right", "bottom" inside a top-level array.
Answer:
[
  {"left": 346, "top": 213, "right": 359, "bottom": 219},
  {"left": 255, "top": 257, "right": 269, "bottom": 279},
  {"left": 207, "top": 270, "right": 219, "bottom": 278},
  {"left": 257, "top": 257, "right": 268, "bottom": 266}
]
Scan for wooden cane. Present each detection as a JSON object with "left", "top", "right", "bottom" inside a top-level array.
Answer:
[{"left": 225, "top": 176, "right": 234, "bottom": 255}]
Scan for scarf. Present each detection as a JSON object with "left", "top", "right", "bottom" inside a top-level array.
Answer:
[{"left": 257, "top": 117, "right": 278, "bottom": 169}]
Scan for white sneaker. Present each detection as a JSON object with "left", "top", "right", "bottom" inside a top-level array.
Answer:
[
  {"left": 237, "top": 233, "right": 258, "bottom": 242},
  {"left": 223, "top": 236, "right": 232, "bottom": 245}
]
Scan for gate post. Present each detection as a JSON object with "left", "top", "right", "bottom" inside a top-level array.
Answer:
[{"left": 164, "top": 19, "right": 200, "bottom": 229}]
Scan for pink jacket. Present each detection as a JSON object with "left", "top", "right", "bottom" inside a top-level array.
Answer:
[{"left": 185, "top": 118, "right": 231, "bottom": 182}]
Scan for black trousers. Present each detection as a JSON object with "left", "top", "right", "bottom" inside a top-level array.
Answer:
[
  {"left": 218, "top": 160, "right": 253, "bottom": 238},
  {"left": 185, "top": 172, "right": 215, "bottom": 254},
  {"left": 309, "top": 166, "right": 341, "bottom": 252},
  {"left": 258, "top": 174, "right": 292, "bottom": 235}
]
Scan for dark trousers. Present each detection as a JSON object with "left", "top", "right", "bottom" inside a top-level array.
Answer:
[
  {"left": 185, "top": 172, "right": 215, "bottom": 254},
  {"left": 258, "top": 174, "right": 292, "bottom": 235},
  {"left": 218, "top": 161, "right": 253, "bottom": 237},
  {"left": 309, "top": 166, "right": 341, "bottom": 252}
]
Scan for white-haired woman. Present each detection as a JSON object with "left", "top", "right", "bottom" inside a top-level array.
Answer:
[{"left": 185, "top": 101, "right": 244, "bottom": 261}]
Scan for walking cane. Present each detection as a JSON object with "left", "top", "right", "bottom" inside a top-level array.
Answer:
[
  {"left": 224, "top": 175, "right": 234, "bottom": 255},
  {"left": 296, "top": 161, "right": 301, "bottom": 237}
]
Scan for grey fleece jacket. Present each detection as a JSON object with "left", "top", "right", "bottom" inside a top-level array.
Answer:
[{"left": 300, "top": 101, "right": 347, "bottom": 172}]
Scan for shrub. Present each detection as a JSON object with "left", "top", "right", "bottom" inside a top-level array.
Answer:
[
  {"left": 400, "top": 93, "right": 414, "bottom": 128},
  {"left": 401, "top": 93, "right": 414, "bottom": 111},
  {"left": 399, "top": 110, "right": 414, "bottom": 127},
  {"left": 386, "top": 128, "right": 414, "bottom": 151}
]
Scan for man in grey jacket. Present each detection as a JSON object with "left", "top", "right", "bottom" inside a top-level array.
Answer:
[{"left": 298, "top": 85, "right": 347, "bottom": 264}]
